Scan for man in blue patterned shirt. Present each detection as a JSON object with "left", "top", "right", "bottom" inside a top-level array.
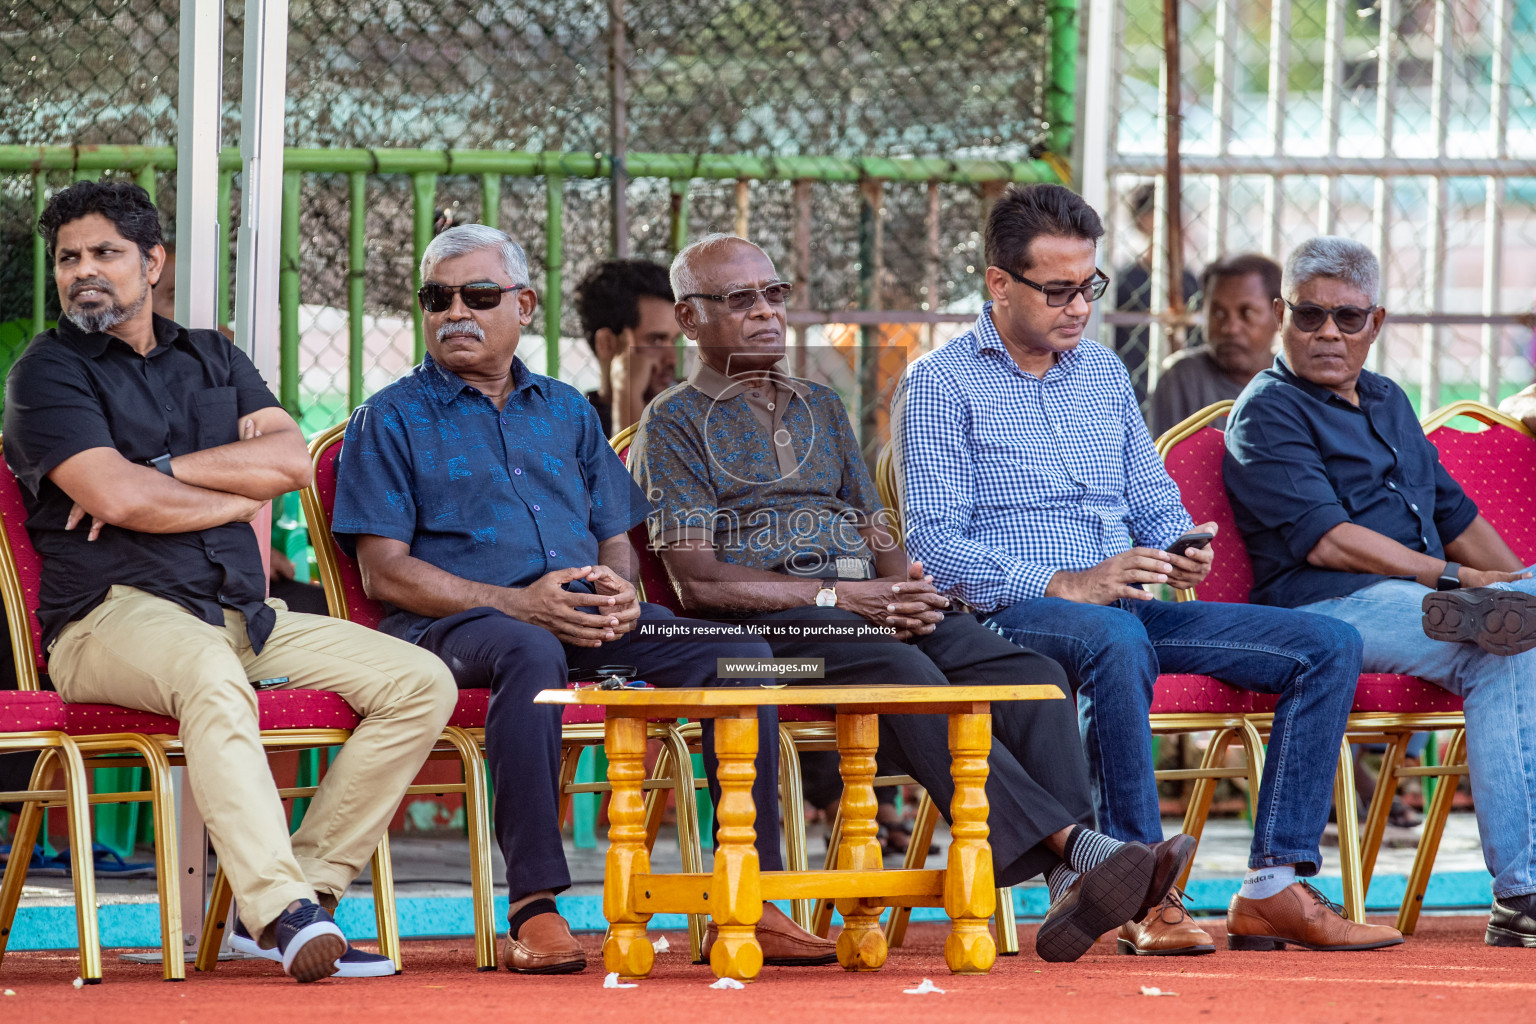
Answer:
[
  {"left": 332, "top": 225, "right": 835, "bottom": 973},
  {"left": 894, "top": 185, "right": 1399, "bottom": 955},
  {"left": 632, "top": 233, "right": 1206, "bottom": 965}
]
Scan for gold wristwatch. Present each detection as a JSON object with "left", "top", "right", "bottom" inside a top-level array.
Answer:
[{"left": 814, "top": 578, "right": 838, "bottom": 607}]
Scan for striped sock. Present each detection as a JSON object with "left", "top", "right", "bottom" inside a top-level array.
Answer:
[
  {"left": 1046, "top": 862, "right": 1080, "bottom": 905},
  {"left": 1062, "top": 825, "right": 1127, "bottom": 875}
]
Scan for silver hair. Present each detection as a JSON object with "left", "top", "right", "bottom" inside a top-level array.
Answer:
[
  {"left": 670, "top": 233, "right": 771, "bottom": 322},
  {"left": 1284, "top": 236, "right": 1380, "bottom": 304},
  {"left": 420, "top": 223, "right": 530, "bottom": 288}
]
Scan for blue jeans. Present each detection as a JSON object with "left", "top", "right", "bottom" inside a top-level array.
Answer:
[
  {"left": 983, "top": 597, "right": 1362, "bottom": 873},
  {"left": 1300, "top": 567, "right": 1536, "bottom": 899}
]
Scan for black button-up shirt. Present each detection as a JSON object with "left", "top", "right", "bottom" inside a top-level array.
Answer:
[
  {"left": 3, "top": 314, "right": 281, "bottom": 651},
  {"left": 1223, "top": 356, "right": 1479, "bottom": 608}
]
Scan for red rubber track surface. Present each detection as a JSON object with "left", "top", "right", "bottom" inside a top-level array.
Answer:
[{"left": 1, "top": 917, "right": 1525, "bottom": 1023}]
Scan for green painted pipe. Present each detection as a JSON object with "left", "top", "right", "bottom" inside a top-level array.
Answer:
[
  {"left": 544, "top": 175, "right": 564, "bottom": 379},
  {"left": 134, "top": 164, "right": 157, "bottom": 203},
  {"left": 481, "top": 173, "right": 501, "bottom": 230},
  {"left": 0, "top": 145, "right": 1059, "bottom": 187},
  {"left": 32, "top": 172, "right": 46, "bottom": 337},
  {"left": 279, "top": 169, "right": 302, "bottom": 414},
  {"left": 411, "top": 171, "right": 437, "bottom": 364},
  {"left": 668, "top": 178, "right": 689, "bottom": 257},
  {"left": 1048, "top": 0, "right": 1078, "bottom": 159},
  {"left": 348, "top": 171, "right": 367, "bottom": 409},
  {"left": 217, "top": 170, "right": 233, "bottom": 326}
]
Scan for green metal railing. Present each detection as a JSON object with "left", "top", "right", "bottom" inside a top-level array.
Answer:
[{"left": 2, "top": 144, "right": 1064, "bottom": 418}]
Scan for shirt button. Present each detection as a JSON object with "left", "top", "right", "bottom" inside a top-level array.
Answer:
[
  {"left": 532, "top": 504, "right": 540, "bottom": 511},
  {"left": 164, "top": 404, "right": 173, "bottom": 411},
  {"left": 514, "top": 468, "right": 522, "bottom": 475},
  {"left": 548, "top": 549, "right": 557, "bottom": 557},
  {"left": 767, "top": 402, "right": 775, "bottom": 410},
  {"left": 1387, "top": 481, "right": 1397, "bottom": 490},
  {"left": 1410, "top": 503, "right": 1420, "bottom": 512}
]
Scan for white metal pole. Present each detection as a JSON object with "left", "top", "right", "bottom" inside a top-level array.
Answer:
[
  {"left": 1319, "top": 0, "right": 1345, "bottom": 235},
  {"left": 1481, "top": 0, "right": 1512, "bottom": 403},
  {"left": 1262, "top": 0, "right": 1291, "bottom": 257},
  {"left": 1421, "top": 0, "right": 1451, "bottom": 412},
  {"left": 235, "top": 0, "right": 290, "bottom": 388},
  {"left": 1080, "top": 0, "right": 1116, "bottom": 345},
  {"left": 1368, "top": 0, "right": 1397, "bottom": 374},
  {"left": 170, "top": 0, "right": 225, "bottom": 961}
]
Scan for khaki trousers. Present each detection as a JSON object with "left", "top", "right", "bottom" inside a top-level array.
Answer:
[{"left": 49, "top": 585, "right": 457, "bottom": 936}]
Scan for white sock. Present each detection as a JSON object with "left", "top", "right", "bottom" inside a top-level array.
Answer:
[{"left": 1238, "top": 864, "right": 1297, "bottom": 900}]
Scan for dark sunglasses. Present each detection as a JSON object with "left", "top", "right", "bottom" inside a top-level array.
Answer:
[
  {"left": 1000, "top": 267, "right": 1110, "bottom": 308},
  {"left": 681, "top": 282, "right": 793, "bottom": 312},
  {"left": 417, "top": 281, "right": 522, "bottom": 313},
  {"left": 1286, "top": 301, "right": 1377, "bottom": 334}
]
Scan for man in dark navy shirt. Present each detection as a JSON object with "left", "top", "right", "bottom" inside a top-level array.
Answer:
[
  {"left": 1225, "top": 235, "right": 1536, "bottom": 948},
  {"left": 332, "top": 224, "right": 834, "bottom": 974},
  {"left": 3, "top": 181, "right": 456, "bottom": 981}
]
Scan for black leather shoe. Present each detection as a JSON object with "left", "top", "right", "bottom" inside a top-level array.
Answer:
[
  {"left": 1036, "top": 843, "right": 1155, "bottom": 963},
  {"left": 1486, "top": 895, "right": 1536, "bottom": 947},
  {"left": 1140, "top": 834, "right": 1198, "bottom": 915}
]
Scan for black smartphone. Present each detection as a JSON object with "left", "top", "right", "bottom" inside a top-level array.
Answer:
[
  {"left": 251, "top": 676, "right": 289, "bottom": 690},
  {"left": 1167, "top": 531, "right": 1214, "bottom": 553}
]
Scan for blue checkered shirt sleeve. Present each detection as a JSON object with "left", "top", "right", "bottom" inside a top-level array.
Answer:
[{"left": 893, "top": 360, "right": 1060, "bottom": 610}]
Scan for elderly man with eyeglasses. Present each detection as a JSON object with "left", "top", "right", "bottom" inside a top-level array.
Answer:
[
  {"left": 893, "top": 186, "right": 1400, "bottom": 956},
  {"left": 330, "top": 224, "right": 837, "bottom": 974},
  {"left": 1225, "top": 235, "right": 1536, "bottom": 950}
]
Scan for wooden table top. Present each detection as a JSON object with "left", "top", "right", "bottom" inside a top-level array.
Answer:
[{"left": 533, "top": 683, "right": 1065, "bottom": 718}]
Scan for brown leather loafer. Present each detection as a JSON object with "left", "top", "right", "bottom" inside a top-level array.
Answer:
[
  {"left": 1140, "top": 834, "right": 1198, "bottom": 915},
  {"left": 504, "top": 912, "right": 588, "bottom": 974},
  {"left": 1036, "top": 842, "right": 1155, "bottom": 963},
  {"left": 1227, "top": 882, "right": 1404, "bottom": 951},
  {"left": 1117, "top": 889, "right": 1215, "bottom": 955},
  {"left": 703, "top": 904, "right": 838, "bottom": 966}
]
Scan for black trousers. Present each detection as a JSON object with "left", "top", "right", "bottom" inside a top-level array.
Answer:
[
  {"left": 416, "top": 603, "right": 782, "bottom": 902},
  {"left": 753, "top": 607, "right": 1092, "bottom": 886}
]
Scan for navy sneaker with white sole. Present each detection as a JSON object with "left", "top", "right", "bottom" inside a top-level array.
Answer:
[
  {"left": 271, "top": 900, "right": 348, "bottom": 982},
  {"left": 234, "top": 911, "right": 396, "bottom": 978}
]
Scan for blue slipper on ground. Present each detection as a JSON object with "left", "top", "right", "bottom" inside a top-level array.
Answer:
[
  {"left": 0, "top": 842, "right": 47, "bottom": 871},
  {"left": 33, "top": 842, "right": 155, "bottom": 878}
]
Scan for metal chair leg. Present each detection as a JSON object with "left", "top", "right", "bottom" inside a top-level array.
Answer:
[
  {"left": 1357, "top": 732, "right": 1411, "bottom": 897},
  {"left": 1174, "top": 727, "right": 1237, "bottom": 890},
  {"left": 1333, "top": 738, "right": 1366, "bottom": 922},
  {"left": 657, "top": 726, "right": 706, "bottom": 963},
  {"left": 0, "top": 750, "right": 54, "bottom": 971},
  {"left": 54, "top": 740, "right": 104, "bottom": 983},
  {"left": 441, "top": 727, "right": 496, "bottom": 971},
  {"left": 196, "top": 866, "right": 233, "bottom": 973},
  {"left": 776, "top": 726, "right": 813, "bottom": 930},
  {"left": 885, "top": 791, "right": 939, "bottom": 948},
  {"left": 1398, "top": 729, "right": 1467, "bottom": 935},
  {"left": 370, "top": 832, "right": 402, "bottom": 970}
]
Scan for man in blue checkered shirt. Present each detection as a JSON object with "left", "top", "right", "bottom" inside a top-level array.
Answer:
[{"left": 893, "top": 184, "right": 1400, "bottom": 956}]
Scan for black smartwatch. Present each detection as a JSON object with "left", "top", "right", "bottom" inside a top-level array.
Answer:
[
  {"left": 1436, "top": 561, "right": 1462, "bottom": 591},
  {"left": 150, "top": 453, "right": 174, "bottom": 478}
]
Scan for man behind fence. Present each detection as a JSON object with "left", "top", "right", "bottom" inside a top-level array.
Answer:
[
  {"left": 330, "top": 224, "right": 836, "bottom": 974},
  {"left": 1224, "top": 235, "right": 1536, "bottom": 948},
  {"left": 893, "top": 184, "right": 1402, "bottom": 956},
  {"left": 628, "top": 232, "right": 1201, "bottom": 965},
  {"left": 3, "top": 180, "right": 459, "bottom": 982}
]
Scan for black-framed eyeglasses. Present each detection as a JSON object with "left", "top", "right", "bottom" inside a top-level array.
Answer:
[
  {"left": 417, "top": 281, "right": 522, "bottom": 313},
  {"left": 681, "top": 282, "right": 793, "bottom": 312},
  {"left": 999, "top": 267, "right": 1110, "bottom": 307},
  {"left": 1286, "top": 301, "right": 1378, "bottom": 335}
]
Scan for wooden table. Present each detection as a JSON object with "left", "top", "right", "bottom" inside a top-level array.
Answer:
[{"left": 533, "top": 683, "right": 1064, "bottom": 982}]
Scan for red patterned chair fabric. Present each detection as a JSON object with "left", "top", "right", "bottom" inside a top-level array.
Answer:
[
  {"left": 60, "top": 689, "right": 363, "bottom": 736},
  {"left": 0, "top": 690, "right": 67, "bottom": 732},
  {"left": 1151, "top": 674, "right": 1259, "bottom": 714},
  {"left": 1428, "top": 419, "right": 1536, "bottom": 565},
  {"left": 0, "top": 454, "right": 51, "bottom": 673},
  {"left": 311, "top": 437, "right": 387, "bottom": 630},
  {"left": 1164, "top": 422, "right": 1459, "bottom": 716}
]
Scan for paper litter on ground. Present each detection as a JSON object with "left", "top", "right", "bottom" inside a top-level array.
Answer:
[
  {"left": 72, "top": 978, "right": 83, "bottom": 990},
  {"left": 903, "top": 979, "right": 946, "bottom": 994},
  {"left": 1140, "top": 986, "right": 1179, "bottom": 996},
  {"left": 709, "top": 977, "right": 746, "bottom": 990},
  {"left": 652, "top": 935, "right": 670, "bottom": 953},
  {"left": 603, "top": 972, "right": 638, "bottom": 989}
]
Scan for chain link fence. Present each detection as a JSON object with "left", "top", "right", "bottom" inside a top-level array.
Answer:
[
  {"left": 1103, "top": 0, "right": 1536, "bottom": 419},
  {"left": 2, "top": 0, "right": 1060, "bottom": 435}
]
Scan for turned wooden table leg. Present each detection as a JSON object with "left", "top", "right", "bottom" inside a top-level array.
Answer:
[
  {"left": 710, "top": 711, "right": 764, "bottom": 981},
  {"left": 834, "top": 711, "right": 887, "bottom": 971},
  {"left": 602, "top": 713, "right": 655, "bottom": 979},
  {"left": 945, "top": 710, "right": 997, "bottom": 975}
]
